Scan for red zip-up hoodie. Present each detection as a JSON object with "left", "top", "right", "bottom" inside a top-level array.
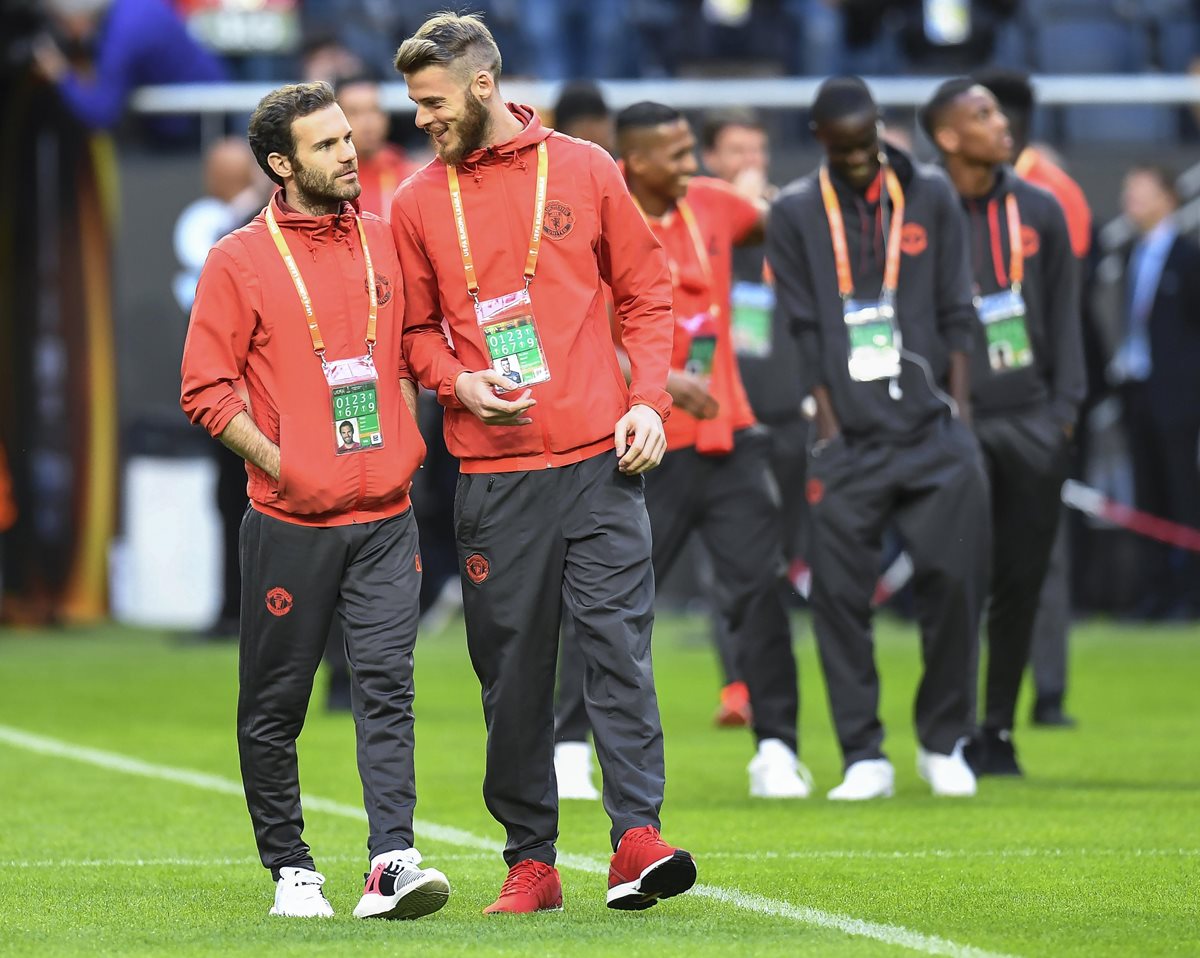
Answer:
[
  {"left": 391, "top": 104, "right": 674, "bottom": 473},
  {"left": 180, "top": 191, "right": 425, "bottom": 527}
]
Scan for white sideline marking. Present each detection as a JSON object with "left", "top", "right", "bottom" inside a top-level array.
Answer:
[
  {"left": 6, "top": 848, "right": 1194, "bottom": 870},
  {"left": 0, "top": 724, "right": 1014, "bottom": 958}
]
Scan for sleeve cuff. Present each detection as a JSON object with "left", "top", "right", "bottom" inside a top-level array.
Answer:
[
  {"left": 436, "top": 367, "right": 470, "bottom": 410},
  {"left": 203, "top": 395, "right": 248, "bottom": 439},
  {"left": 629, "top": 388, "right": 672, "bottom": 422}
]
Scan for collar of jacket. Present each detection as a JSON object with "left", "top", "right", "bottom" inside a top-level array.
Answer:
[
  {"left": 270, "top": 189, "right": 361, "bottom": 243},
  {"left": 456, "top": 103, "right": 553, "bottom": 172}
]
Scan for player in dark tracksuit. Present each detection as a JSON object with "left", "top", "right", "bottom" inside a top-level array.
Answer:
[
  {"left": 920, "top": 79, "right": 1083, "bottom": 775},
  {"left": 767, "top": 76, "right": 990, "bottom": 800}
]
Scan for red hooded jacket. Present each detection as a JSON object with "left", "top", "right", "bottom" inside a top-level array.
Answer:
[
  {"left": 391, "top": 104, "right": 674, "bottom": 474},
  {"left": 180, "top": 191, "right": 425, "bottom": 527}
]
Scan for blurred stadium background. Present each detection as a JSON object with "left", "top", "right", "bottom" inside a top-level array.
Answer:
[{"left": 0, "top": 0, "right": 1198, "bottom": 626}]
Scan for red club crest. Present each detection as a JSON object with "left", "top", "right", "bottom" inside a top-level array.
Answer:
[
  {"left": 265, "top": 587, "right": 293, "bottom": 617},
  {"left": 464, "top": 553, "right": 490, "bottom": 584}
]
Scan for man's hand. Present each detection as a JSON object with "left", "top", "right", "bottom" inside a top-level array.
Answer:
[
  {"left": 454, "top": 370, "right": 537, "bottom": 426},
  {"left": 32, "top": 35, "right": 69, "bottom": 83},
  {"left": 666, "top": 370, "right": 719, "bottom": 420},
  {"left": 615, "top": 404, "right": 666, "bottom": 475}
]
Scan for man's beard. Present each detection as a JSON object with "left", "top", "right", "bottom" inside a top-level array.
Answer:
[
  {"left": 292, "top": 157, "right": 360, "bottom": 213},
  {"left": 436, "top": 89, "right": 491, "bottom": 166}
]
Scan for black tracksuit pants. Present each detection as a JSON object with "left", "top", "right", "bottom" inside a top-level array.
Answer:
[
  {"left": 455, "top": 452, "right": 664, "bottom": 865},
  {"left": 807, "top": 416, "right": 990, "bottom": 768},
  {"left": 975, "top": 409, "right": 1069, "bottom": 731},
  {"left": 555, "top": 428, "right": 799, "bottom": 751},
  {"left": 237, "top": 506, "right": 422, "bottom": 879}
]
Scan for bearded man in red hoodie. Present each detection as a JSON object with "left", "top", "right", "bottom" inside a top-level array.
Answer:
[
  {"left": 391, "top": 12, "right": 697, "bottom": 916},
  {"left": 180, "top": 81, "right": 450, "bottom": 922}
]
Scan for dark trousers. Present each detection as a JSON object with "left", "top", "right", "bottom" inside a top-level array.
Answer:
[
  {"left": 974, "top": 410, "right": 1069, "bottom": 731},
  {"left": 216, "top": 446, "right": 248, "bottom": 626},
  {"left": 708, "top": 416, "right": 811, "bottom": 684},
  {"left": 1123, "top": 384, "right": 1200, "bottom": 616},
  {"left": 237, "top": 506, "right": 422, "bottom": 878},
  {"left": 456, "top": 452, "right": 664, "bottom": 865},
  {"left": 807, "top": 416, "right": 990, "bottom": 767},
  {"left": 1030, "top": 507, "right": 1071, "bottom": 703},
  {"left": 555, "top": 430, "right": 800, "bottom": 751}
]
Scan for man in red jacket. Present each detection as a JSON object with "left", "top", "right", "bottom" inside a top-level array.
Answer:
[
  {"left": 392, "top": 12, "right": 696, "bottom": 915},
  {"left": 180, "top": 81, "right": 449, "bottom": 922}
]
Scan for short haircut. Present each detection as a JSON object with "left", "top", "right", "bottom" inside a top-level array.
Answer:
[
  {"left": 1128, "top": 164, "right": 1180, "bottom": 205},
  {"left": 973, "top": 68, "right": 1034, "bottom": 120},
  {"left": 553, "top": 81, "right": 609, "bottom": 131},
  {"left": 334, "top": 72, "right": 383, "bottom": 96},
  {"left": 615, "top": 101, "right": 683, "bottom": 136},
  {"left": 248, "top": 81, "right": 336, "bottom": 187},
  {"left": 919, "top": 76, "right": 977, "bottom": 144},
  {"left": 340, "top": 420, "right": 354, "bottom": 430},
  {"left": 810, "top": 76, "right": 876, "bottom": 127},
  {"left": 700, "top": 108, "right": 764, "bottom": 151},
  {"left": 393, "top": 11, "right": 502, "bottom": 81}
]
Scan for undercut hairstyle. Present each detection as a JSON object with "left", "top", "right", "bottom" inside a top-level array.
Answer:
[
  {"left": 1129, "top": 164, "right": 1180, "bottom": 206},
  {"left": 701, "top": 108, "right": 764, "bottom": 151},
  {"left": 553, "top": 81, "right": 610, "bottom": 131},
  {"left": 973, "top": 68, "right": 1034, "bottom": 122},
  {"left": 615, "top": 101, "right": 683, "bottom": 136},
  {"left": 810, "top": 76, "right": 877, "bottom": 128},
  {"left": 919, "top": 76, "right": 977, "bottom": 144},
  {"left": 393, "top": 11, "right": 502, "bottom": 82},
  {"left": 248, "top": 81, "right": 336, "bottom": 187}
]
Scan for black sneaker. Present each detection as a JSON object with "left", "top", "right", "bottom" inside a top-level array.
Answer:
[
  {"left": 1032, "top": 695, "right": 1077, "bottom": 728},
  {"left": 964, "top": 728, "right": 1023, "bottom": 777}
]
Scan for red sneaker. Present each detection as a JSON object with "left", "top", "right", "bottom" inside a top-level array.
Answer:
[
  {"left": 482, "top": 860, "right": 563, "bottom": 914},
  {"left": 715, "top": 681, "right": 753, "bottom": 728},
  {"left": 607, "top": 826, "right": 697, "bottom": 910}
]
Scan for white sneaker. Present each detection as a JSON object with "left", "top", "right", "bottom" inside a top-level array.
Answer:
[
  {"left": 270, "top": 867, "right": 334, "bottom": 918},
  {"left": 353, "top": 847, "right": 451, "bottom": 920},
  {"left": 827, "top": 759, "right": 895, "bottom": 801},
  {"left": 748, "top": 738, "right": 813, "bottom": 798},
  {"left": 917, "top": 741, "right": 977, "bottom": 797},
  {"left": 554, "top": 740, "right": 601, "bottom": 801}
]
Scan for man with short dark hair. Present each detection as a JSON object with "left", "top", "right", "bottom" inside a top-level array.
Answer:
[
  {"left": 334, "top": 74, "right": 415, "bottom": 220},
  {"left": 392, "top": 13, "right": 696, "bottom": 915},
  {"left": 921, "top": 78, "right": 1083, "bottom": 776},
  {"left": 552, "top": 80, "right": 615, "bottom": 155},
  {"left": 767, "top": 75, "right": 990, "bottom": 801},
  {"left": 181, "top": 80, "right": 450, "bottom": 921}
]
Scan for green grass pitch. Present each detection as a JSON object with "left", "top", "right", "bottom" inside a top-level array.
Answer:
[{"left": 1, "top": 614, "right": 1197, "bottom": 957}]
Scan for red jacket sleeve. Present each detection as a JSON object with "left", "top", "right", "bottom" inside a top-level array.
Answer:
[
  {"left": 391, "top": 185, "right": 468, "bottom": 408},
  {"left": 708, "top": 178, "right": 762, "bottom": 246},
  {"left": 591, "top": 145, "right": 674, "bottom": 420},
  {"left": 180, "top": 242, "right": 255, "bottom": 437}
]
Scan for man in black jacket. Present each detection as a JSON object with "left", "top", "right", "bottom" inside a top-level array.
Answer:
[
  {"left": 767, "top": 76, "right": 990, "bottom": 801},
  {"left": 921, "top": 78, "right": 1084, "bottom": 776},
  {"left": 1109, "top": 165, "right": 1200, "bottom": 620}
]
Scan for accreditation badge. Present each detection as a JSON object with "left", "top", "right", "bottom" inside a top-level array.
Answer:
[
  {"left": 731, "top": 281, "right": 774, "bottom": 358},
  {"left": 474, "top": 287, "right": 551, "bottom": 387},
  {"left": 325, "top": 355, "right": 384, "bottom": 455},
  {"left": 976, "top": 288, "right": 1033, "bottom": 372},
  {"left": 678, "top": 311, "right": 718, "bottom": 379},
  {"left": 844, "top": 298, "right": 901, "bottom": 383}
]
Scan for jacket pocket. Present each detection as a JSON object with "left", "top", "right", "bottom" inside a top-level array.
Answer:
[{"left": 276, "top": 414, "right": 356, "bottom": 517}]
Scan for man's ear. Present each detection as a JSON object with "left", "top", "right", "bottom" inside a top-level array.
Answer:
[
  {"left": 267, "top": 152, "right": 292, "bottom": 183},
  {"left": 472, "top": 69, "right": 495, "bottom": 102},
  {"left": 934, "top": 126, "right": 958, "bottom": 156}
]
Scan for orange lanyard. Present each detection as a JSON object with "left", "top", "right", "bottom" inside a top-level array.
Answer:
[
  {"left": 266, "top": 202, "right": 377, "bottom": 362},
  {"left": 819, "top": 164, "right": 905, "bottom": 301},
  {"left": 446, "top": 139, "right": 548, "bottom": 299},
  {"left": 1004, "top": 192, "right": 1024, "bottom": 289},
  {"left": 635, "top": 195, "right": 720, "bottom": 318}
]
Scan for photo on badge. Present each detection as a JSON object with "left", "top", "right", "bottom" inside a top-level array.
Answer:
[
  {"left": 496, "top": 354, "right": 524, "bottom": 386},
  {"left": 336, "top": 419, "right": 360, "bottom": 454}
]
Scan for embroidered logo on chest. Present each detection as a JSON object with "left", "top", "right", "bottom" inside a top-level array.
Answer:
[{"left": 543, "top": 200, "right": 575, "bottom": 240}]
